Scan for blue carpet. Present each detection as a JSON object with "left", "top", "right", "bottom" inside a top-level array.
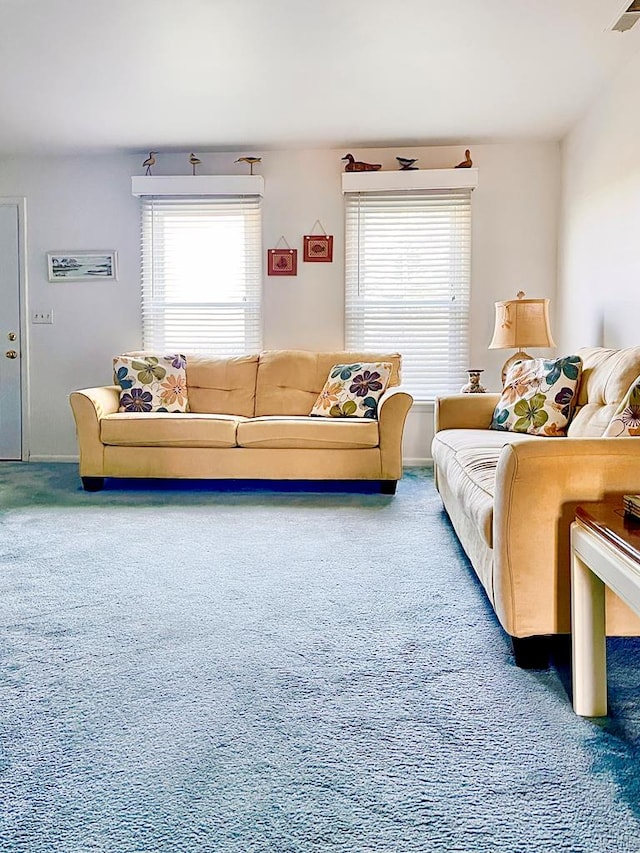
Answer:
[{"left": 1, "top": 463, "right": 640, "bottom": 852}]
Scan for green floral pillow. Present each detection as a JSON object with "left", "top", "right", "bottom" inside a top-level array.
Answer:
[
  {"left": 310, "top": 362, "right": 392, "bottom": 419},
  {"left": 490, "top": 355, "right": 582, "bottom": 437},
  {"left": 113, "top": 354, "right": 189, "bottom": 413},
  {"left": 603, "top": 376, "right": 640, "bottom": 436}
]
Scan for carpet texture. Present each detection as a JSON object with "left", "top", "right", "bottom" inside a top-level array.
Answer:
[{"left": 1, "top": 464, "right": 640, "bottom": 852}]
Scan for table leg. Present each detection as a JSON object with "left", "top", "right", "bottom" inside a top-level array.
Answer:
[{"left": 571, "top": 549, "right": 607, "bottom": 716}]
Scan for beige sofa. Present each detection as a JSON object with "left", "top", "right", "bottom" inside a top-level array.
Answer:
[
  {"left": 432, "top": 346, "right": 640, "bottom": 667},
  {"left": 70, "top": 349, "right": 413, "bottom": 494}
]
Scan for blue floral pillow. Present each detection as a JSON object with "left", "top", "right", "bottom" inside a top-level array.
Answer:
[
  {"left": 603, "top": 376, "right": 640, "bottom": 436},
  {"left": 490, "top": 355, "right": 582, "bottom": 436},
  {"left": 113, "top": 354, "right": 189, "bottom": 413},
  {"left": 310, "top": 362, "right": 392, "bottom": 419}
]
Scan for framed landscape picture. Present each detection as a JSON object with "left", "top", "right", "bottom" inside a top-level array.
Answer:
[{"left": 47, "top": 251, "right": 118, "bottom": 282}]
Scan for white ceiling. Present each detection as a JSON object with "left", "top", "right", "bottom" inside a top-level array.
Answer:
[{"left": 0, "top": 0, "right": 639, "bottom": 156}]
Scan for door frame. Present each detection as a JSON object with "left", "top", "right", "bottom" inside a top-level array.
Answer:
[{"left": 1, "top": 197, "right": 30, "bottom": 461}]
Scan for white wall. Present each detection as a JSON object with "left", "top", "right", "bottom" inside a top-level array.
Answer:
[
  {"left": 0, "top": 141, "right": 560, "bottom": 463},
  {"left": 559, "top": 47, "right": 640, "bottom": 352}
]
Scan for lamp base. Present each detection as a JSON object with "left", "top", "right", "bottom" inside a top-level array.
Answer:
[{"left": 501, "top": 350, "right": 532, "bottom": 385}]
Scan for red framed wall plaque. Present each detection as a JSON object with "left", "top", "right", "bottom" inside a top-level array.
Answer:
[
  {"left": 267, "top": 248, "right": 297, "bottom": 276},
  {"left": 303, "top": 234, "right": 333, "bottom": 263}
]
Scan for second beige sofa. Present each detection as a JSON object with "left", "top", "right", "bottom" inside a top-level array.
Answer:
[{"left": 432, "top": 346, "right": 640, "bottom": 667}]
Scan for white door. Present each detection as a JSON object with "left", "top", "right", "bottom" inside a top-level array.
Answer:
[{"left": 0, "top": 203, "right": 22, "bottom": 459}]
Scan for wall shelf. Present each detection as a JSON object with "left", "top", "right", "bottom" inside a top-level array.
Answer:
[
  {"left": 341, "top": 167, "right": 478, "bottom": 193},
  {"left": 131, "top": 174, "right": 264, "bottom": 197}
]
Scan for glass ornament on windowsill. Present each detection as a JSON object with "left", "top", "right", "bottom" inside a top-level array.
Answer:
[{"left": 460, "top": 369, "right": 487, "bottom": 394}]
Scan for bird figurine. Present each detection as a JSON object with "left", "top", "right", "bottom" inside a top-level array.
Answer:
[
  {"left": 342, "top": 154, "right": 382, "bottom": 172},
  {"left": 235, "top": 156, "right": 262, "bottom": 175},
  {"left": 455, "top": 149, "right": 473, "bottom": 169},
  {"left": 142, "top": 151, "right": 157, "bottom": 176},
  {"left": 189, "top": 153, "right": 201, "bottom": 176},
  {"left": 396, "top": 156, "right": 419, "bottom": 171}
]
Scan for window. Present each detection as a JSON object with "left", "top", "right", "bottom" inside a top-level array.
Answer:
[
  {"left": 141, "top": 195, "right": 262, "bottom": 353},
  {"left": 344, "top": 188, "right": 472, "bottom": 401}
]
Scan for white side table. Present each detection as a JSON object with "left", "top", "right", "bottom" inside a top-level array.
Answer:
[{"left": 571, "top": 503, "right": 640, "bottom": 716}]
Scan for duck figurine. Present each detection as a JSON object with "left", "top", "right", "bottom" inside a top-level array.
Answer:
[
  {"left": 455, "top": 149, "right": 473, "bottom": 169},
  {"left": 342, "top": 154, "right": 382, "bottom": 172},
  {"left": 396, "top": 156, "right": 418, "bottom": 171}
]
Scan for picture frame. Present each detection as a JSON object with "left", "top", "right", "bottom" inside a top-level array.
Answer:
[
  {"left": 303, "top": 234, "right": 333, "bottom": 263},
  {"left": 47, "top": 250, "right": 118, "bottom": 282},
  {"left": 267, "top": 248, "right": 297, "bottom": 276}
]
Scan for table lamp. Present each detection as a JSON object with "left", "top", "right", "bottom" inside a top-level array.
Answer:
[{"left": 489, "top": 291, "right": 556, "bottom": 384}]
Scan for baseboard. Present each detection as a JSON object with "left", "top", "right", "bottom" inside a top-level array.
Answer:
[
  {"left": 27, "top": 455, "right": 78, "bottom": 463},
  {"left": 403, "top": 457, "right": 433, "bottom": 467}
]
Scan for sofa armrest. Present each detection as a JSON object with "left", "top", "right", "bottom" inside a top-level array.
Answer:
[
  {"left": 378, "top": 387, "right": 414, "bottom": 479},
  {"left": 493, "top": 437, "right": 640, "bottom": 636},
  {"left": 69, "top": 386, "right": 120, "bottom": 476},
  {"left": 434, "top": 394, "right": 501, "bottom": 432}
]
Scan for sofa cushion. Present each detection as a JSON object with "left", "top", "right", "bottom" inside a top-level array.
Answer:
[
  {"left": 114, "top": 354, "right": 189, "bottom": 413},
  {"left": 603, "top": 375, "right": 640, "bottom": 436},
  {"left": 254, "top": 350, "right": 401, "bottom": 416},
  {"left": 101, "top": 413, "right": 245, "bottom": 447},
  {"left": 237, "top": 416, "right": 379, "bottom": 449},
  {"left": 185, "top": 354, "right": 260, "bottom": 417},
  {"left": 310, "top": 362, "right": 392, "bottom": 419},
  {"left": 490, "top": 355, "right": 582, "bottom": 437},
  {"left": 569, "top": 347, "right": 640, "bottom": 437},
  {"left": 432, "top": 428, "right": 537, "bottom": 547}
]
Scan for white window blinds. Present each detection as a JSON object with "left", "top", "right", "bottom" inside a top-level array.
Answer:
[
  {"left": 141, "top": 195, "right": 262, "bottom": 354},
  {"left": 344, "top": 188, "right": 472, "bottom": 401}
]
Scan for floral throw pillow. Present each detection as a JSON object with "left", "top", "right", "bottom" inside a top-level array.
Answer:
[
  {"left": 490, "top": 355, "right": 582, "bottom": 437},
  {"left": 603, "top": 376, "right": 640, "bottom": 436},
  {"left": 310, "top": 362, "right": 392, "bottom": 419},
  {"left": 113, "top": 354, "right": 189, "bottom": 413}
]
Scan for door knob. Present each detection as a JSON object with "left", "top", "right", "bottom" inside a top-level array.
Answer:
[{"left": 5, "top": 350, "right": 18, "bottom": 359}]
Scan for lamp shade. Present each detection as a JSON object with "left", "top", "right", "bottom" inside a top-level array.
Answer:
[{"left": 489, "top": 297, "right": 556, "bottom": 350}]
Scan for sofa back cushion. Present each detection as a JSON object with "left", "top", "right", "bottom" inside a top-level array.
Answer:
[
  {"left": 185, "top": 354, "right": 260, "bottom": 417},
  {"left": 254, "top": 350, "right": 401, "bottom": 416},
  {"left": 568, "top": 346, "right": 640, "bottom": 437}
]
